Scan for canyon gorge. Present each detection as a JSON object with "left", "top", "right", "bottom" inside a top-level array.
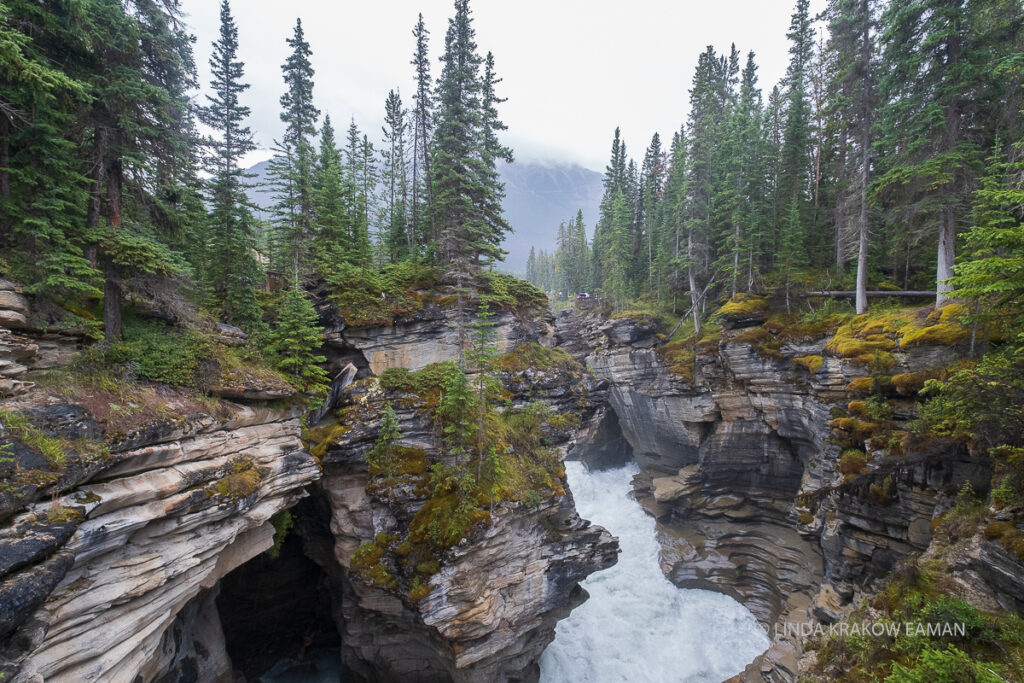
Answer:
[{"left": 1, "top": 280, "right": 1021, "bottom": 682}]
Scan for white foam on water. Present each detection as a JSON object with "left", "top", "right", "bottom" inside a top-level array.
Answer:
[{"left": 539, "top": 461, "right": 770, "bottom": 683}]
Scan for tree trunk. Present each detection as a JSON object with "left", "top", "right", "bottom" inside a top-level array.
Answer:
[
  {"left": 855, "top": 1, "right": 872, "bottom": 316},
  {"left": 0, "top": 112, "right": 10, "bottom": 241},
  {"left": 936, "top": 207, "right": 955, "bottom": 306},
  {"left": 687, "top": 229, "right": 701, "bottom": 334},
  {"left": 85, "top": 126, "right": 108, "bottom": 269},
  {"left": 103, "top": 157, "right": 123, "bottom": 342}
]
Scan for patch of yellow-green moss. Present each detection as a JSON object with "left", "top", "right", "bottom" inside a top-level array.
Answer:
[
  {"left": 839, "top": 449, "right": 869, "bottom": 477},
  {"left": 657, "top": 340, "right": 696, "bottom": 381},
  {"left": 497, "top": 342, "right": 582, "bottom": 375},
  {"left": 846, "top": 377, "right": 876, "bottom": 394},
  {"left": 793, "top": 355, "right": 824, "bottom": 373},
  {"left": 716, "top": 293, "right": 769, "bottom": 317},
  {"left": 351, "top": 539, "right": 399, "bottom": 590},
  {"left": 207, "top": 458, "right": 262, "bottom": 501},
  {"left": 45, "top": 504, "right": 83, "bottom": 524},
  {"left": 303, "top": 417, "right": 353, "bottom": 460},
  {"left": 831, "top": 418, "right": 880, "bottom": 446},
  {"left": 899, "top": 319, "right": 970, "bottom": 347},
  {"left": 409, "top": 578, "right": 433, "bottom": 602},
  {"left": 729, "top": 326, "right": 783, "bottom": 359}
]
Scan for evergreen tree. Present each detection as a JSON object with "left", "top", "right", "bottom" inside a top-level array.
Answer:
[
  {"left": 824, "top": 0, "right": 876, "bottom": 313},
  {"left": 268, "top": 19, "right": 319, "bottom": 281},
  {"left": 198, "top": 0, "right": 263, "bottom": 331},
  {"left": 476, "top": 51, "right": 514, "bottom": 261},
  {"left": 381, "top": 89, "right": 411, "bottom": 261},
  {"left": 312, "top": 114, "right": 351, "bottom": 271},
  {"left": 410, "top": 13, "right": 434, "bottom": 248},
  {"left": 430, "top": 0, "right": 511, "bottom": 270},
  {"left": 950, "top": 143, "right": 1024, "bottom": 338},
  {"left": 359, "top": 133, "right": 378, "bottom": 258},
  {"left": 778, "top": 0, "right": 814, "bottom": 269},
  {"left": 344, "top": 118, "right": 373, "bottom": 266},
  {"left": 526, "top": 246, "right": 537, "bottom": 285},
  {"left": 368, "top": 403, "right": 402, "bottom": 479},
  {"left": 266, "top": 283, "right": 329, "bottom": 395}
]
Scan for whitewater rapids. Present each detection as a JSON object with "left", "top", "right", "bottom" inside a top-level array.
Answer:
[{"left": 539, "top": 461, "right": 770, "bottom": 683}]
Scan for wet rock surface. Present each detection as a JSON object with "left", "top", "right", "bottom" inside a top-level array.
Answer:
[
  {"left": 555, "top": 306, "right": 1015, "bottom": 682},
  {"left": 304, "top": 371, "right": 618, "bottom": 683}
]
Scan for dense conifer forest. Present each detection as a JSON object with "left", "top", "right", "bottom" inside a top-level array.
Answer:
[
  {"left": 527, "top": 0, "right": 1024, "bottom": 325},
  {"left": 1, "top": 0, "right": 513, "bottom": 391}
]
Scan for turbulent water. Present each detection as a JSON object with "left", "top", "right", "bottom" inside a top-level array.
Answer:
[{"left": 539, "top": 461, "right": 770, "bottom": 683}]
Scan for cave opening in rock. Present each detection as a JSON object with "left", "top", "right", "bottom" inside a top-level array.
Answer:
[
  {"left": 570, "top": 407, "right": 633, "bottom": 470},
  {"left": 216, "top": 498, "right": 343, "bottom": 682}
]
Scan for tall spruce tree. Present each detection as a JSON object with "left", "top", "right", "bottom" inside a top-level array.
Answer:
[
  {"left": 343, "top": 118, "right": 373, "bottom": 266},
  {"left": 825, "top": 0, "right": 876, "bottom": 313},
  {"left": 430, "top": 0, "right": 511, "bottom": 270},
  {"left": 312, "top": 114, "right": 351, "bottom": 272},
  {"left": 198, "top": 0, "right": 262, "bottom": 330},
  {"left": 381, "top": 89, "right": 411, "bottom": 260},
  {"left": 410, "top": 13, "right": 434, "bottom": 248},
  {"left": 268, "top": 18, "right": 319, "bottom": 281},
  {"left": 777, "top": 0, "right": 815, "bottom": 304}
]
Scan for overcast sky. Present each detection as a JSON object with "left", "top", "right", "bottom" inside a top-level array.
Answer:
[{"left": 180, "top": 0, "right": 826, "bottom": 171}]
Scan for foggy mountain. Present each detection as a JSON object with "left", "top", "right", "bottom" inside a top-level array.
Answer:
[{"left": 244, "top": 159, "right": 603, "bottom": 273}]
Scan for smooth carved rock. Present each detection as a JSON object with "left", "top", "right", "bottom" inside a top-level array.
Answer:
[
  {"left": 7, "top": 414, "right": 319, "bottom": 683},
  {"left": 0, "top": 291, "right": 30, "bottom": 317}
]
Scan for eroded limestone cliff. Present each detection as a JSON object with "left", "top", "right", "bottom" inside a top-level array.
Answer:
[
  {"left": 0, "top": 280, "right": 616, "bottom": 683},
  {"left": 554, "top": 302, "right": 1007, "bottom": 681}
]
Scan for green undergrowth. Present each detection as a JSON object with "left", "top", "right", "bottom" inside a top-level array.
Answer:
[
  {"left": 325, "top": 264, "right": 546, "bottom": 327},
  {"left": 69, "top": 313, "right": 290, "bottom": 393},
  {"left": 0, "top": 409, "right": 109, "bottom": 493},
  {"left": 378, "top": 361, "right": 459, "bottom": 411},
  {"left": 326, "top": 261, "right": 438, "bottom": 327},
  {"left": 350, "top": 356, "right": 571, "bottom": 603},
  {"left": 811, "top": 555, "right": 1024, "bottom": 682},
  {"left": 0, "top": 409, "right": 68, "bottom": 466}
]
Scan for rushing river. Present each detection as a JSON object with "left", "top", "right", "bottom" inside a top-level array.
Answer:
[{"left": 539, "top": 461, "right": 770, "bottom": 683}]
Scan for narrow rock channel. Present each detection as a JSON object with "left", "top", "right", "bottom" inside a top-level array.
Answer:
[{"left": 539, "top": 460, "right": 769, "bottom": 682}]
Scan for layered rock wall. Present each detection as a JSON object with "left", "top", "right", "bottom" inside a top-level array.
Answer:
[{"left": 3, "top": 408, "right": 319, "bottom": 682}]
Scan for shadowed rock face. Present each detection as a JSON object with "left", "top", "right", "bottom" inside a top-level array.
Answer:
[
  {"left": 557, "top": 308, "right": 832, "bottom": 629},
  {"left": 553, "top": 306, "right": 1013, "bottom": 682},
  {"left": 3, "top": 409, "right": 320, "bottom": 683},
  {"left": 305, "top": 372, "right": 618, "bottom": 683}
]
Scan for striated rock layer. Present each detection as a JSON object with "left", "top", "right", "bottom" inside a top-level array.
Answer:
[
  {"left": 2, "top": 285, "right": 618, "bottom": 683},
  {"left": 555, "top": 306, "right": 1001, "bottom": 682},
  {"left": 303, "top": 349, "right": 617, "bottom": 682},
  {"left": 3, "top": 407, "right": 319, "bottom": 682}
]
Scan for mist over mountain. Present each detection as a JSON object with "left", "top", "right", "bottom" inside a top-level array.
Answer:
[
  {"left": 243, "top": 159, "right": 603, "bottom": 273},
  {"left": 496, "top": 161, "right": 603, "bottom": 272}
]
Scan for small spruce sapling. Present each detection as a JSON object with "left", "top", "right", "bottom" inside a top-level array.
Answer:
[
  {"left": 266, "top": 283, "right": 329, "bottom": 395},
  {"left": 368, "top": 403, "right": 401, "bottom": 480}
]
